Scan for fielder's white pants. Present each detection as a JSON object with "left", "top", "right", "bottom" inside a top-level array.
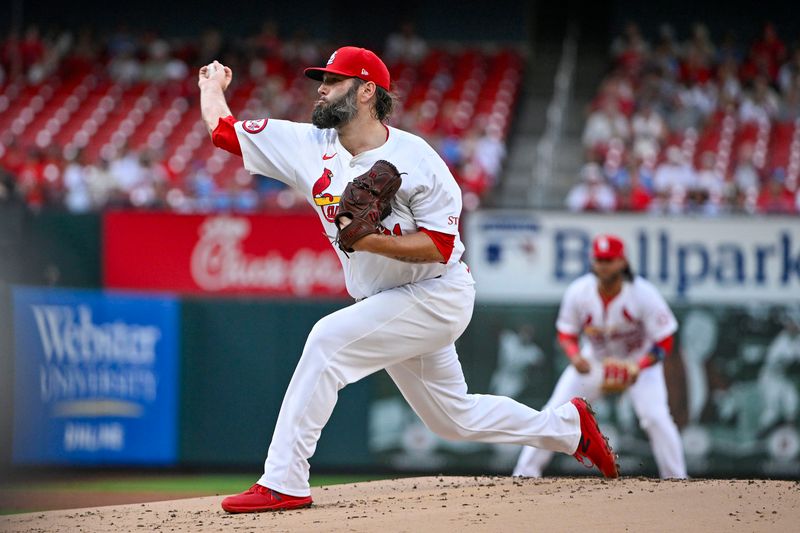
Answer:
[
  {"left": 259, "top": 263, "right": 581, "bottom": 497},
  {"left": 513, "top": 358, "right": 687, "bottom": 479}
]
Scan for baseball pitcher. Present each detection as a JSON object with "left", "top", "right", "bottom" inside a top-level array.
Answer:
[{"left": 199, "top": 47, "right": 620, "bottom": 514}]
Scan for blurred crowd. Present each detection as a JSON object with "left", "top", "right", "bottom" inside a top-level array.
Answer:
[
  {"left": 0, "top": 23, "right": 513, "bottom": 213},
  {"left": 568, "top": 21, "right": 800, "bottom": 215}
]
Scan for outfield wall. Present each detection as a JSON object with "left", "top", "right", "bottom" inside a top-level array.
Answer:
[{"left": 2, "top": 208, "right": 798, "bottom": 477}]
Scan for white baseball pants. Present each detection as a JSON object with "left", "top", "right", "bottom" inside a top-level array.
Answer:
[
  {"left": 513, "top": 359, "right": 687, "bottom": 479},
  {"left": 258, "top": 263, "right": 581, "bottom": 497}
]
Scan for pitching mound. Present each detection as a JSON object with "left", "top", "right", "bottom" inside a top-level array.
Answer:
[{"left": 2, "top": 476, "right": 798, "bottom": 532}]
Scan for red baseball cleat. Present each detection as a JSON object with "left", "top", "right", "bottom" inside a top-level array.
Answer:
[
  {"left": 221, "top": 484, "right": 313, "bottom": 513},
  {"left": 570, "top": 397, "right": 620, "bottom": 478}
]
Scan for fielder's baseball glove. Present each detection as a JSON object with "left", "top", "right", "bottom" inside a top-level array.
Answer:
[
  {"left": 601, "top": 358, "right": 640, "bottom": 394},
  {"left": 334, "top": 160, "right": 403, "bottom": 253}
]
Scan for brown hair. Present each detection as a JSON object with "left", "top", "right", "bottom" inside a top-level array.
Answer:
[{"left": 353, "top": 79, "right": 396, "bottom": 122}]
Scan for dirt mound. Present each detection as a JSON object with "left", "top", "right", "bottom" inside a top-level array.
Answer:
[{"left": 2, "top": 476, "right": 797, "bottom": 532}]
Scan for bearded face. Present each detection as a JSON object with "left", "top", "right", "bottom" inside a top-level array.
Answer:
[{"left": 311, "top": 80, "right": 360, "bottom": 129}]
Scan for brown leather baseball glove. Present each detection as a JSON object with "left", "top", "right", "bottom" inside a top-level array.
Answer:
[
  {"left": 334, "top": 160, "right": 403, "bottom": 253},
  {"left": 601, "top": 358, "right": 640, "bottom": 394}
]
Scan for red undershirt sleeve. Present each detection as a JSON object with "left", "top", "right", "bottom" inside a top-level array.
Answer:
[
  {"left": 557, "top": 330, "right": 581, "bottom": 360},
  {"left": 655, "top": 334, "right": 674, "bottom": 355},
  {"left": 418, "top": 227, "right": 455, "bottom": 263},
  {"left": 211, "top": 115, "right": 242, "bottom": 157}
]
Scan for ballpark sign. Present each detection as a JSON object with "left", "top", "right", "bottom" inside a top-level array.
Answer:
[
  {"left": 465, "top": 211, "right": 800, "bottom": 304},
  {"left": 12, "top": 287, "right": 180, "bottom": 464},
  {"left": 103, "top": 211, "right": 347, "bottom": 297}
]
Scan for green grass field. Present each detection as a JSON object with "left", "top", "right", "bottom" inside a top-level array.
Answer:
[{"left": 0, "top": 473, "right": 392, "bottom": 515}]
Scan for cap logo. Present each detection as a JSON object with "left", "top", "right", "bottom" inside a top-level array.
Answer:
[
  {"left": 598, "top": 237, "right": 609, "bottom": 252},
  {"left": 361, "top": 68, "right": 369, "bottom": 76},
  {"left": 327, "top": 51, "right": 337, "bottom": 65}
]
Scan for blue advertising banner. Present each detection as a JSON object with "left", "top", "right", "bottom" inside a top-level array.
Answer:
[{"left": 12, "top": 287, "right": 180, "bottom": 465}]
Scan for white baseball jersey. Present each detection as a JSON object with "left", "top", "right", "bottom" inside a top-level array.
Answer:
[
  {"left": 228, "top": 119, "right": 587, "bottom": 498},
  {"left": 557, "top": 273, "right": 678, "bottom": 361},
  {"left": 233, "top": 118, "right": 465, "bottom": 300}
]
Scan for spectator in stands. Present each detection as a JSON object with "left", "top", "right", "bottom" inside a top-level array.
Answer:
[
  {"left": 15, "top": 148, "right": 47, "bottom": 210},
  {"left": 611, "top": 21, "right": 649, "bottom": 76},
  {"left": 716, "top": 57, "right": 743, "bottom": 103},
  {"left": 142, "top": 37, "right": 188, "bottom": 83},
  {"left": 750, "top": 22, "right": 786, "bottom": 81},
  {"left": 107, "top": 24, "right": 137, "bottom": 57},
  {"left": 250, "top": 20, "right": 282, "bottom": 59},
  {"left": 108, "top": 49, "right": 142, "bottom": 83},
  {"left": 679, "top": 38, "right": 714, "bottom": 86},
  {"left": 62, "top": 27, "right": 100, "bottom": 77},
  {"left": 739, "top": 75, "right": 779, "bottom": 123},
  {"left": 675, "top": 79, "right": 716, "bottom": 127},
  {"left": 187, "top": 160, "right": 217, "bottom": 212},
  {"left": 757, "top": 169, "right": 796, "bottom": 214},
  {"left": 109, "top": 146, "right": 145, "bottom": 200},
  {"left": 280, "top": 29, "right": 319, "bottom": 69},
  {"left": 84, "top": 157, "right": 116, "bottom": 209},
  {"left": 385, "top": 22, "right": 428, "bottom": 65},
  {"left": 472, "top": 124, "right": 507, "bottom": 186},
  {"left": 63, "top": 150, "right": 91, "bottom": 213},
  {"left": 128, "top": 151, "right": 169, "bottom": 208},
  {"left": 455, "top": 159, "right": 490, "bottom": 203},
  {"left": 653, "top": 145, "right": 696, "bottom": 213},
  {"left": 778, "top": 48, "right": 800, "bottom": 95},
  {"left": 615, "top": 161, "right": 653, "bottom": 212},
  {"left": 694, "top": 151, "right": 726, "bottom": 214},
  {"left": 597, "top": 73, "right": 637, "bottom": 116},
  {"left": 583, "top": 98, "right": 630, "bottom": 154},
  {"left": 716, "top": 29, "right": 745, "bottom": 65},
  {"left": 732, "top": 142, "right": 761, "bottom": 194},
  {"left": 631, "top": 99, "right": 668, "bottom": 159},
  {"left": 683, "top": 23, "right": 716, "bottom": 66},
  {"left": 565, "top": 163, "right": 617, "bottom": 212},
  {"left": 248, "top": 21, "right": 286, "bottom": 80},
  {"left": 777, "top": 76, "right": 800, "bottom": 121},
  {"left": 649, "top": 24, "right": 680, "bottom": 80},
  {"left": 20, "top": 26, "right": 45, "bottom": 74}
]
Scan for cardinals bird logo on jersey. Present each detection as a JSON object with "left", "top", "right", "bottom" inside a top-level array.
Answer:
[{"left": 312, "top": 168, "right": 341, "bottom": 222}]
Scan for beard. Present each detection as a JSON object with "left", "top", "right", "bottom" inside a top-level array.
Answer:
[{"left": 311, "top": 82, "right": 360, "bottom": 129}]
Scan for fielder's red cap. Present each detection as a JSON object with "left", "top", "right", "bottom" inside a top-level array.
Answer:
[
  {"left": 304, "top": 46, "right": 391, "bottom": 91},
  {"left": 592, "top": 234, "right": 625, "bottom": 260}
]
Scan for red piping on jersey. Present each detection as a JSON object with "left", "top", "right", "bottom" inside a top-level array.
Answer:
[
  {"left": 557, "top": 331, "right": 581, "bottom": 360},
  {"left": 418, "top": 227, "right": 455, "bottom": 263},
  {"left": 599, "top": 290, "right": 618, "bottom": 311},
  {"left": 211, "top": 115, "right": 243, "bottom": 156}
]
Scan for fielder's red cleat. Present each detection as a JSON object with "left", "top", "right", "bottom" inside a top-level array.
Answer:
[
  {"left": 221, "top": 484, "right": 313, "bottom": 513},
  {"left": 570, "top": 397, "right": 620, "bottom": 478}
]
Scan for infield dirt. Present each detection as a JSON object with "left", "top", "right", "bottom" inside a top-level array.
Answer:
[{"left": 2, "top": 475, "right": 798, "bottom": 532}]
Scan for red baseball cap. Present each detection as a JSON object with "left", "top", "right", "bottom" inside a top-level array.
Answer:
[
  {"left": 305, "top": 46, "right": 391, "bottom": 91},
  {"left": 592, "top": 234, "right": 626, "bottom": 260}
]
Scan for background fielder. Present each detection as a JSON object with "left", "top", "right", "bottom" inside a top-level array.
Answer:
[{"left": 514, "top": 234, "right": 688, "bottom": 479}]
